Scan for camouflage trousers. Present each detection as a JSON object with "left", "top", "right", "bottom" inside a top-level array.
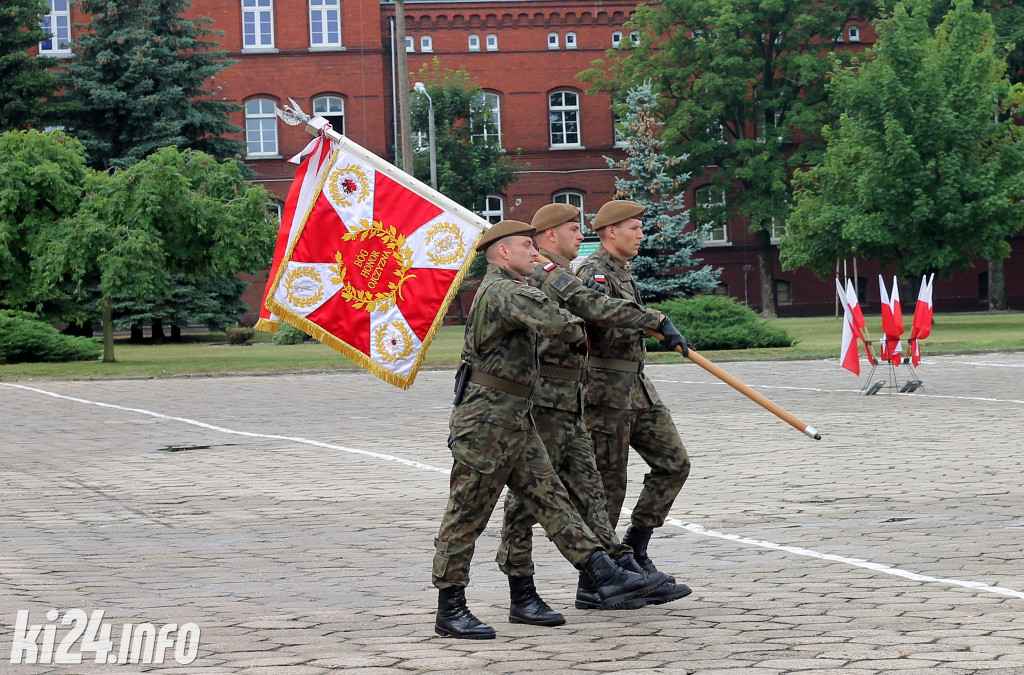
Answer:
[
  {"left": 496, "top": 406, "right": 630, "bottom": 578},
  {"left": 432, "top": 419, "right": 602, "bottom": 590},
  {"left": 585, "top": 402, "right": 690, "bottom": 530}
]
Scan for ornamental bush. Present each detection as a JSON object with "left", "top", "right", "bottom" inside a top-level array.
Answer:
[
  {"left": 0, "top": 311, "right": 102, "bottom": 364},
  {"left": 225, "top": 327, "right": 256, "bottom": 345},
  {"left": 272, "top": 323, "right": 311, "bottom": 345},
  {"left": 648, "top": 295, "right": 793, "bottom": 351}
]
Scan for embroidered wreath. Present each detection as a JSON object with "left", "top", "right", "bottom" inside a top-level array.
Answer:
[
  {"left": 329, "top": 219, "right": 417, "bottom": 313},
  {"left": 424, "top": 221, "right": 466, "bottom": 266},
  {"left": 374, "top": 321, "right": 415, "bottom": 363},
  {"left": 327, "top": 163, "right": 371, "bottom": 209},
  {"left": 284, "top": 266, "right": 325, "bottom": 309}
]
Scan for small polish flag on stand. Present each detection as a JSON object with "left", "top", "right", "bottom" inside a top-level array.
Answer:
[
  {"left": 909, "top": 273, "right": 935, "bottom": 366},
  {"left": 879, "top": 275, "right": 905, "bottom": 366},
  {"left": 835, "top": 278, "right": 861, "bottom": 375}
]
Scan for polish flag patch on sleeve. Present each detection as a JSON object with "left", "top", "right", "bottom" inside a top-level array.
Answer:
[
  {"left": 543, "top": 262, "right": 557, "bottom": 272},
  {"left": 593, "top": 274, "right": 607, "bottom": 284}
]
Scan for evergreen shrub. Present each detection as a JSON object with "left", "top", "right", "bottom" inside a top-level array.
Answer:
[
  {"left": 272, "top": 323, "right": 311, "bottom": 345},
  {"left": 225, "top": 327, "right": 255, "bottom": 345},
  {"left": 0, "top": 311, "right": 102, "bottom": 364},
  {"left": 648, "top": 295, "right": 793, "bottom": 351}
]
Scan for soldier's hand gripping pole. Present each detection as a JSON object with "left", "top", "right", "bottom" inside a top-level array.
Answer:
[{"left": 647, "top": 328, "right": 822, "bottom": 440}]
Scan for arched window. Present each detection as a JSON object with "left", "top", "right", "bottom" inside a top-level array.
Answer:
[
  {"left": 611, "top": 31, "right": 623, "bottom": 48},
  {"left": 553, "top": 191, "right": 584, "bottom": 220},
  {"left": 245, "top": 98, "right": 278, "bottom": 157},
  {"left": 405, "top": 35, "right": 415, "bottom": 52},
  {"left": 565, "top": 32, "right": 577, "bottom": 49},
  {"left": 548, "top": 32, "right": 559, "bottom": 50},
  {"left": 479, "top": 196, "right": 504, "bottom": 224},
  {"left": 309, "top": 0, "right": 341, "bottom": 47},
  {"left": 468, "top": 34, "right": 480, "bottom": 51},
  {"left": 848, "top": 25, "right": 861, "bottom": 42},
  {"left": 486, "top": 33, "right": 498, "bottom": 51},
  {"left": 549, "top": 91, "right": 581, "bottom": 148},
  {"left": 312, "top": 95, "right": 345, "bottom": 135},
  {"left": 420, "top": 35, "right": 433, "bottom": 52},
  {"left": 471, "top": 92, "right": 501, "bottom": 144}
]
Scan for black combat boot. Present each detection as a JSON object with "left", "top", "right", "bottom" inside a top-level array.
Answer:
[
  {"left": 582, "top": 550, "right": 664, "bottom": 609},
  {"left": 508, "top": 575, "right": 566, "bottom": 626},
  {"left": 575, "top": 569, "right": 646, "bottom": 610},
  {"left": 616, "top": 552, "right": 692, "bottom": 606},
  {"left": 435, "top": 586, "right": 496, "bottom": 639},
  {"left": 621, "top": 525, "right": 693, "bottom": 605}
]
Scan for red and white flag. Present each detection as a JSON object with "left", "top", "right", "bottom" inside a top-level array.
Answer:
[
  {"left": 909, "top": 273, "right": 935, "bottom": 366},
  {"left": 255, "top": 130, "right": 338, "bottom": 333},
  {"left": 262, "top": 136, "right": 485, "bottom": 388},
  {"left": 835, "top": 278, "right": 861, "bottom": 375},
  {"left": 879, "top": 275, "right": 904, "bottom": 365}
]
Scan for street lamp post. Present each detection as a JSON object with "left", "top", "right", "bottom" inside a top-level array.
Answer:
[{"left": 413, "top": 82, "right": 437, "bottom": 191}]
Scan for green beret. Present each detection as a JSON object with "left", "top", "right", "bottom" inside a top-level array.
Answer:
[
  {"left": 531, "top": 203, "right": 581, "bottom": 233},
  {"left": 475, "top": 219, "right": 537, "bottom": 252},
  {"left": 591, "top": 200, "right": 646, "bottom": 230}
]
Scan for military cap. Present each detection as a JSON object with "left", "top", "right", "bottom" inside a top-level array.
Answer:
[
  {"left": 591, "top": 200, "right": 646, "bottom": 230},
  {"left": 475, "top": 219, "right": 537, "bottom": 251},
  {"left": 531, "top": 203, "right": 580, "bottom": 233}
]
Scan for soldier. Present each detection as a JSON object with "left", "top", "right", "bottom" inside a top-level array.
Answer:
[
  {"left": 433, "top": 219, "right": 666, "bottom": 640},
  {"left": 575, "top": 200, "right": 694, "bottom": 592},
  {"left": 496, "top": 204, "right": 692, "bottom": 627}
]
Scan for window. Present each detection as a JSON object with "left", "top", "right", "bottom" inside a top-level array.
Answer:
[
  {"left": 695, "top": 186, "right": 727, "bottom": 243},
  {"left": 479, "top": 196, "right": 504, "bottom": 224},
  {"left": 848, "top": 25, "right": 861, "bottom": 42},
  {"left": 405, "top": 36, "right": 415, "bottom": 52},
  {"left": 611, "top": 31, "right": 622, "bottom": 48},
  {"left": 566, "top": 32, "right": 577, "bottom": 49},
  {"left": 553, "top": 191, "right": 584, "bottom": 221},
  {"left": 39, "top": 0, "right": 71, "bottom": 54},
  {"left": 756, "top": 108, "right": 783, "bottom": 142},
  {"left": 246, "top": 98, "right": 278, "bottom": 157},
  {"left": 629, "top": 30, "right": 640, "bottom": 47},
  {"left": 309, "top": 0, "right": 341, "bottom": 47},
  {"left": 770, "top": 216, "right": 787, "bottom": 242},
  {"left": 978, "top": 271, "right": 989, "bottom": 300},
  {"left": 312, "top": 95, "right": 345, "bottom": 135},
  {"left": 421, "top": 35, "right": 433, "bottom": 52},
  {"left": 711, "top": 283, "right": 729, "bottom": 296},
  {"left": 267, "top": 202, "right": 283, "bottom": 223},
  {"left": 468, "top": 34, "right": 480, "bottom": 51},
  {"left": 548, "top": 32, "right": 559, "bottom": 50},
  {"left": 613, "top": 109, "right": 627, "bottom": 148},
  {"left": 549, "top": 91, "right": 581, "bottom": 148},
  {"left": 486, "top": 33, "right": 498, "bottom": 51},
  {"left": 775, "top": 280, "right": 792, "bottom": 304},
  {"left": 242, "top": 0, "right": 275, "bottom": 50},
  {"left": 471, "top": 92, "right": 501, "bottom": 144}
]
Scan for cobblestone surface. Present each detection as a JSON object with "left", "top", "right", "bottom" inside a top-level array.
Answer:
[{"left": 2, "top": 352, "right": 1024, "bottom": 673}]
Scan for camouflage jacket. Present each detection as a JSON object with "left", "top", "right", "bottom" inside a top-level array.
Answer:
[
  {"left": 452, "top": 264, "right": 585, "bottom": 430},
  {"left": 576, "top": 245, "right": 661, "bottom": 410},
  {"left": 529, "top": 248, "right": 665, "bottom": 413}
]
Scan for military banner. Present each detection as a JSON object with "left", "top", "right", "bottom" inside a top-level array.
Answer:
[{"left": 263, "top": 136, "right": 486, "bottom": 389}]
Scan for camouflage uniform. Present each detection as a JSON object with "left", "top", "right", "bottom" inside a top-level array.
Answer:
[
  {"left": 575, "top": 246, "right": 691, "bottom": 530},
  {"left": 496, "top": 249, "right": 667, "bottom": 578},
  {"left": 433, "top": 264, "right": 605, "bottom": 590}
]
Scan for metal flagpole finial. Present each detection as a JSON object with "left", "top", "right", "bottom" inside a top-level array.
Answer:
[{"left": 275, "top": 98, "right": 311, "bottom": 126}]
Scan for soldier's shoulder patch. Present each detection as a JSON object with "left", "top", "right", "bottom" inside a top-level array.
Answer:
[
  {"left": 512, "top": 280, "right": 525, "bottom": 284},
  {"left": 593, "top": 274, "right": 607, "bottom": 284},
  {"left": 551, "top": 271, "right": 574, "bottom": 292},
  {"left": 543, "top": 262, "right": 557, "bottom": 272}
]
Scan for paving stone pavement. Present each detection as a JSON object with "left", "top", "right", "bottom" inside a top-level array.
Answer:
[{"left": 2, "top": 352, "right": 1024, "bottom": 674}]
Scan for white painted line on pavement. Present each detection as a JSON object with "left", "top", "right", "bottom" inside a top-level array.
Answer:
[
  {"left": 5, "top": 381, "right": 1023, "bottom": 601},
  {"left": 0, "top": 382, "right": 448, "bottom": 475}
]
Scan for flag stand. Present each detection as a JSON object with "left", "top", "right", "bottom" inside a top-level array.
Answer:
[{"left": 860, "top": 348, "right": 925, "bottom": 396}]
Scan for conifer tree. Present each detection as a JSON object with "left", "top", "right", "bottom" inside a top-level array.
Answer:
[
  {"left": 61, "top": 0, "right": 243, "bottom": 169},
  {"left": 0, "top": 0, "right": 62, "bottom": 130},
  {"left": 607, "top": 84, "right": 720, "bottom": 301}
]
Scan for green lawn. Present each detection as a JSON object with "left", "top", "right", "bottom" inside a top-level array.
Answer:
[{"left": 2, "top": 312, "right": 1021, "bottom": 380}]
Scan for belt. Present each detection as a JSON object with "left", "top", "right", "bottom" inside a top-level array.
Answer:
[
  {"left": 468, "top": 371, "right": 533, "bottom": 398},
  {"left": 588, "top": 356, "right": 643, "bottom": 373},
  {"left": 538, "top": 364, "right": 583, "bottom": 381}
]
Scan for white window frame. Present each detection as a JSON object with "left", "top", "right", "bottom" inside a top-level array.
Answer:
[
  {"left": 468, "top": 34, "right": 480, "bottom": 51},
  {"left": 770, "top": 216, "right": 787, "bottom": 243},
  {"left": 629, "top": 30, "right": 640, "bottom": 47},
  {"left": 486, "top": 33, "right": 498, "bottom": 51},
  {"left": 848, "top": 25, "right": 861, "bottom": 42},
  {"left": 242, "top": 0, "right": 275, "bottom": 51},
  {"left": 566, "top": 32, "right": 577, "bottom": 49},
  {"left": 312, "top": 95, "right": 345, "bottom": 135},
  {"left": 245, "top": 98, "right": 279, "bottom": 158},
  {"left": 479, "top": 195, "right": 504, "bottom": 224},
  {"left": 548, "top": 90, "right": 582, "bottom": 148},
  {"left": 471, "top": 92, "right": 502, "bottom": 145},
  {"left": 548, "top": 32, "right": 559, "bottom": 50},
  {"left": 611, "top": 31, "right": 622, "bottom": 48},
  {"left": 695, "top": 186, "right": 728, "bottom": 244},
  {"left": 309, "top": 0, "right": 341, "bottom": 48},
  {"left": 39, "top": 0, "right": 72, "bottom": 55},
  {"left": 420, "top": 35, "right": 433, "bottom": 52},
  {"left": 553, "top": 191, "right": 584, "bottom": 221},
  {"left": 405, "top": 35, "right": 415, "bottom": 52},
  {"left": 613, "top": 108, "right": 628, "bottom": 148}
]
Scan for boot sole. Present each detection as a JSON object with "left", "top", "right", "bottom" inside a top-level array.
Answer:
[
  {"left": 509, "top": 615, "right": 566, "bottom": 627},
  {"left": 597, "top": 578, "right": 663, "bottom": 610},
  {"left": 645, "top": 584, "right": 693, "bottom": 605},
  {"left": 576, "top": 596, "right": 645, "bottom": 610},
  {"left": 435, "top": 625, "right": 496, "bottom": 639}
]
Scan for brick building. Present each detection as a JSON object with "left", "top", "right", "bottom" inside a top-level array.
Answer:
[{"left": 37, "top": 0, "right": 1024, "bottom": 318}]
